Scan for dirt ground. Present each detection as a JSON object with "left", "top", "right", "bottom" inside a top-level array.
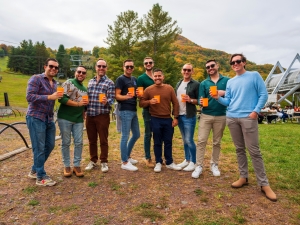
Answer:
[{"left": 0, "top": 122, "right": 298, "bottom": 225}]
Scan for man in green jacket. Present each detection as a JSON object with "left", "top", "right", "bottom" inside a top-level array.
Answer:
[
  {"left": 57, "top": 66, "right": 88, "bottom": 177},
  {"left": 175, "top": 63, "right": 200, "bottom": 172},
  {"left": 137, "top": 57, "right": 155, "bottom": 168},
  {"left": 192, "top": 59, "right": 229, "bottom": 178}
]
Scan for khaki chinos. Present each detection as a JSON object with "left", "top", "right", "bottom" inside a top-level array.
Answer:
[
  {"left": 196, "top": 113, "right": 226, "bottom": 167},
  {"left": 226, "top": 117, "right": 269, "bottom": 186}
]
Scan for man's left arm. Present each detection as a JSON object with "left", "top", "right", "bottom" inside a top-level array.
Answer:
[{"left": 250, "top": 73, "right": 268, "bottom": 119}]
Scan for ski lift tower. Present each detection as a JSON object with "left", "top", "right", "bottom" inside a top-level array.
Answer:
[{"left": 70, "top": 55, "right": 90, "bottom": 71}]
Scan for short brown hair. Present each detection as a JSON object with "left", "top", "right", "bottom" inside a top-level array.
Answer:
[
  {"left": 230, "top": 53, "right": 246, "bottom": 64},
  {"left": 123, "top": 59, "right": 134, "bottom": 66},
  {"left": 44, "top": 58, "right": 58, "bottom": 66}
]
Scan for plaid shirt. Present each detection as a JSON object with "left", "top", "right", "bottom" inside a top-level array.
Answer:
[
  {"left": 26, "top": 73, "right": 57, "bottom": 122},
  {"left": 87, "top": 75, "right": 115, "bottom": 116}
]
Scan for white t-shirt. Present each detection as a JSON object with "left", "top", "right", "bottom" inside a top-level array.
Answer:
[{"left": 176, "top": 81, "right": 189, "bottom": 115}]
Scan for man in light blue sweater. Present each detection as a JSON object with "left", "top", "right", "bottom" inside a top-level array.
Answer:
[{"left": 212, "top": 53, "right": 277, "bottom": 202}]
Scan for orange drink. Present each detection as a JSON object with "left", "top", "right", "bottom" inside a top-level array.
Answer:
[
  {"left": 202, "top": 98, "right": 208, "bottom": 107},
  {"left": 82, "top": 95, "right": 88, "bottom": 101},
  {"left": 99, "top": 93, "right": 105, "bottom": 102},
  {"left": 210, "top": 86, "right": 217, "bottom": 96},
  {"left": 137, "top": 87, "right": 144, "bottom": 96},
  {"left": 57, "top": 87, "right": 64, "bottom": 96},
  {"left": 128, "top": 87, "right": 135, "bottom": 96},
  {"left": 154, "top": 95, "right": 160, "bottom": 103},
  {"left": 181, "top": 94, "right": 186, "bottom": 102}
]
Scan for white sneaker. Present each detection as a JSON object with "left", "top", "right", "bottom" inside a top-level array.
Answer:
[
  {"left": 121, "top": 161, "right": 138, "bottom": 171},
  {"left": 154, "top": 163, "right": 162, "bottom": 173},
  {"left": 192, "top": 165, "right": 203, "bottom": 178},
  {"left": 128, "top": 158, "right": 138, "bottom": 165},
  {"left": 85, "top": 161, "right": 97, "bottom": 171},
  {"left": 177, "top": 159, "right": 189, "bottom": 168},
  {"left": 101, "top": 163, "right": 108, "bottom": 173},
  {"left": 166, "top": 163, "right": 182, "bottom": 171},
  {"left": 183, "top": 162, "right": 196, "bottom": 171},
  {"left": 211, "top": 163, "right": 220, "bottom": 176}
]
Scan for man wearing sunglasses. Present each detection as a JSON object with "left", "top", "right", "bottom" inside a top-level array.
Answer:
[
  {"left": 85, "top": 58, "right": 115, "bottom": 173},
  {"left": 192, "top": 60, "right": 229, "bottom": 179},
  {"left": 57, "top": 66, "right": 89, "bottom": 177},
  {"left": 211, "top": 53, "right": 277, "bottom": 202},
  {"left": 26, "top": 58, "right": 61, "bottom": 186},
  {"left": 175, "top": 64, "right": 199, "bottom": 172},
  {"left": 137, "top": 57, "right": 155, "bottom": 168},
  {"left": 115, "top": 59, "right": 140, "bottom": 171}
]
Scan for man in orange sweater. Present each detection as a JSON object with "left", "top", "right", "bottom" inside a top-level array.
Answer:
[{"left": 139, "top": 69, "right": 181, "bottom": 172}]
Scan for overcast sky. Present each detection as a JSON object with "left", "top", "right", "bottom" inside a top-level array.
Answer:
[{"left": 1, "top": 0, "right": 299, "bottom": 68}]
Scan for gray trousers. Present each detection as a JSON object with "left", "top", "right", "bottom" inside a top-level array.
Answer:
[{"left": 227, "top": 117, "right": 269, "bottom": 186}]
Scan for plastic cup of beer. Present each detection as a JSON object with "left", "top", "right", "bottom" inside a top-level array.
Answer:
[
  {"left": 154, "top": 95, "right": 160, "bottom": 103},
  {"left": 137, "top": 87, "right": 144, "bottom": 96},
  {"left": 210, "top": 86, "right": 217, "bottom": 96},
  {"left": 57, "top": 87, "right": 64, "bottom": 96},
  {"left": 202, "top": 98, "right": 208, "bottom": 107},
  {"left": 181, "top": 94, "right": 186, "bottom": 102},
  {"left": 128, "top": 87, "right": 135, "bottom": 96},
  {"left": 82, "top": 95, "right": 88, "bottom": 102},
  {"left": 99, "top": 93, "right": 105, "bottom": 102}
]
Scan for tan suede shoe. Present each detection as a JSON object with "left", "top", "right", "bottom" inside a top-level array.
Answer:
[
  {"left": 144, "top": 159, "right": 155, "bottom": 168},
  {"left": 64, "top": 167, "right": 72, "bottom": 177},
  {"left": 73, "top": 167, "right": 84, "bottom": 177},
  {"left": 261, "top": 186, "right": 277, "bottom": 202},
  {"left": 231, "top": 178, "right": 248, "bottom": 188}
]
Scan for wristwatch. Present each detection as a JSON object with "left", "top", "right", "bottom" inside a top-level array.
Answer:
[{"left": 190, "top": 99, "right": 194, "bottom": 103}]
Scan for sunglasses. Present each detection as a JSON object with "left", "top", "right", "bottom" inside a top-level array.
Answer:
[
  {"left": 125, "top": 65, "right": 134, "bottom": 69},
  {"left": 230, "top": 60, "right": 243, "bottom": 65},
  {"left": 206, "top": 64, "right": 216, "bottom": 70},
  {"left": 77, "top": 70, "right": 86, "bottom": 75},
  {"left": 144, "top": 62, "right": 153, "bottom": 65},
  {"left": 48, "top": 65, "right": 59, "bottom": 70},
  {"left": 183, "top": 68, "right": 192, "bottom": 72},
  {"left": 97, "top": 65, "right": 107, "bottom": 68}
]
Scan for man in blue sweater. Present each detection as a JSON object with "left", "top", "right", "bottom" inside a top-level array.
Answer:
[{"left": 212, "top": 53, "right": 277, "bottom": 202}]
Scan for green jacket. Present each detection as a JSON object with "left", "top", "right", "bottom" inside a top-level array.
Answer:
[
  {"left": 199, "top": 74, "right": 229, "bottom": 116},
  {"left": 175, "top": 78, "right": 200, "bottom": 118}
]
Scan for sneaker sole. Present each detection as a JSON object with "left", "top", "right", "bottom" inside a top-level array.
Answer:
[
  {"left": 36, "top": 182, "right": 56, "bottom": 187},
  {"left": 28, "top": 174, "right": 37, "bottom": 179}
]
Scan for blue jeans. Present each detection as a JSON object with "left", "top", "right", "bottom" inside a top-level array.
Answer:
[
  {"left": 26, "top": 116, "right": 56, "bottom": 179},
  {"left": 178, "top": 115, "right": 197, "bottom": 163},
  {"left": 58, "top": 118, "right": 83, "bottom": 167},
  {"left": 142, "top": 108, "right": 152, "bottom": 159},
  {"left": 120, "top": 110, "right": 140, "bottom": 162},
  {"left": 151, "top": 117, "right": 174, "bottom": 165}
]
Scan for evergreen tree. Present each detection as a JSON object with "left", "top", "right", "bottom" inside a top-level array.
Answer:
[
  {"left": 105, "top": 10, "right": 142, "bottom": 58},
  {"left": 140, "top": 3, "right": 182, "bottom": 63}
]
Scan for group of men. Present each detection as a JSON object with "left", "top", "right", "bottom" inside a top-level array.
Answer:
[{"left": 26, "top": 54, "right": 277, "bottom": 202}]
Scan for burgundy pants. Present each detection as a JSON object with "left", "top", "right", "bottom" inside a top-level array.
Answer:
[{"left": 86, "top": 114, "right": 110, "bottom": 163}]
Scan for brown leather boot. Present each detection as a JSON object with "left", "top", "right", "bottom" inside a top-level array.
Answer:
[
  {"left": 144, "top": 159, "right": 155, "bottom": 168},
  {"left": 231, "top": 178, "right": 248, "bottom": 188},
  {"left": 64, "top": 167, "right": 72, "bottom": 177},
  {"left": 73, "top": 167, "right": 84, "bottom": 177},
  {"left": 261, "top": 186, "right": 277, "bottom": 202}
]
